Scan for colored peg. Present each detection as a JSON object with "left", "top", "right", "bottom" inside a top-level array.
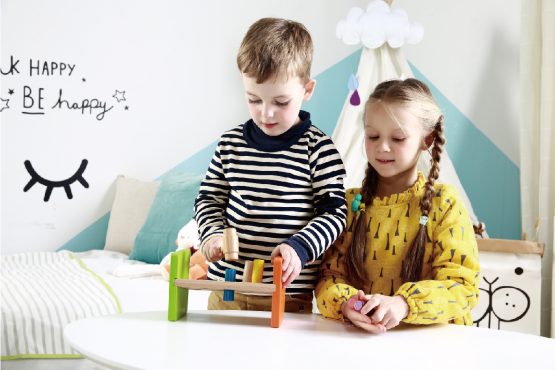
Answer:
[
  {"left": 242, "top": 260, "right": 253, "bottom": 282},
  {"left": 251, "top": 259, "right": 264, "bottom": 283},
  {"left": 223, "top": 269, "right": 236, "bottom": 301}
]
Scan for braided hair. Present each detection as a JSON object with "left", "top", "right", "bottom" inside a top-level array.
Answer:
[{"left": 345, "top": 78, "right": 446, "bottom": 287}]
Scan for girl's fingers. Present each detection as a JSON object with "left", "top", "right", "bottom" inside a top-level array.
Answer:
[
  {"left": 354, "top": 320, "right": 387, "bottom": 334},
  {"left": 369, "top": 306, "right": 386, "bottom": 323},
  {"left": 379, "top": 313, "right": 398, "bottom": 330},
  {"left": 385, "top": 319, "right": 399, "bottom": 330},
  {"left": 361, "top": 297, "right": 379, "bottom": 316},
  {"left": 379, "top": 316, "right": 392, "bottom": 329}
]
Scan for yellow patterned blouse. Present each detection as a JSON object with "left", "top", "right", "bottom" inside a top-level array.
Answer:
[{"left": 315, "top": 172, "right": 480, "bottom": 325}]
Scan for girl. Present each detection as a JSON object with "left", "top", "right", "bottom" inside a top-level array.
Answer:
[{"left": 315, "top": 78, "right": 479, "bottom": 333}]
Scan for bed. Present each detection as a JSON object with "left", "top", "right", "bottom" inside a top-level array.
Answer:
[
  {"left": 1, "top": 249, "right": 210, "bottom": 370},
  {"left": 2, "top": 173, "right": 207, "bottom": 370}
]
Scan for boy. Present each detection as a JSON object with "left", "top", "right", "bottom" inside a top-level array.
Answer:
[{"left": 195, "top": 17, "right": 347, "bottom": 312}]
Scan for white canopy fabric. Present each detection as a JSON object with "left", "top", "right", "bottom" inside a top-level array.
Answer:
[{"left": 331, "top": 45, "right": 482, "bottom": 229}]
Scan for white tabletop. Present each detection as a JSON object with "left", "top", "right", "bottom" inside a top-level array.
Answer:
[{"left": 65, "top": 310, "right": 555, "bottom": 370}]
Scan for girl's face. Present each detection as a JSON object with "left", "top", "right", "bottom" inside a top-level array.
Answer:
[{"left": 364, "top": 101, "right": 429, "bottom": 180}]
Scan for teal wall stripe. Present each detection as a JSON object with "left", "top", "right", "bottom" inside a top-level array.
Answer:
[
  {"left": 59, "top": 143, "right": 217, "bottom": 251},
  {"left": 410, "top": 63, "right": 521, "bottom": 239},
  {"left": 303, "top": 49, "right": 362, "bottom": 136},
  {"left": 59, "top": 214, "right": 110, "bottom": 252},
  {"left": 60, "top": 48, "right": 520, "bottom": 251}
]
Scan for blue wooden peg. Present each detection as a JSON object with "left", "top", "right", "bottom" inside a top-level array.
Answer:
[{"left": 223, "top": 269, "right": 236, "bottom": 301}]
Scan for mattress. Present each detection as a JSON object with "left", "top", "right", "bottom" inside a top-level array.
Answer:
[{"left": 1, "top": 249, "right": 210, "bottom": 370}]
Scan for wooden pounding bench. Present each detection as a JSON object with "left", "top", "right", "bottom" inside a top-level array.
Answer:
[{"left": 167, "top": 248, "right": 286, "bottom": 328}]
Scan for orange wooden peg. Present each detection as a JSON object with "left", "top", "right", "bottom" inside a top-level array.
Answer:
[{"left": 270, "top": 256, "right": 285, "bottom": 328}]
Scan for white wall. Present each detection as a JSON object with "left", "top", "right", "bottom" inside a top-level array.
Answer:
[
  {"left": 396, "top": 0, "right": 520, "bottom": 166},
  {"left": 1, "top": 0, "right": 522, "bottom": 256},
  {"left": 0, "top": 0, "right": 366, "bottom": 254}
]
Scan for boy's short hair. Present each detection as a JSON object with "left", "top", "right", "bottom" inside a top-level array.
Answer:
[{"left": 237, "top": 17, "right": 313, "bottom": 83}]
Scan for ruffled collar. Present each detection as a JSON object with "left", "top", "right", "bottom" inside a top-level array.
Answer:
[{"left": 371, "top": 172, "right": 426, "bottom": 207}]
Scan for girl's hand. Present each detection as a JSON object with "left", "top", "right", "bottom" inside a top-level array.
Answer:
[
  {"left": 271, "top": 244, "right": 301, "bottom": 287},
  {"left": 358, "top": 290, "right": 409, "bottom": 330},
  {"left": 202, "top": 236, "right": 224, "bottom": 262},
  {"left": 341, "top": 293, "right": 386, "bottom": 334}
]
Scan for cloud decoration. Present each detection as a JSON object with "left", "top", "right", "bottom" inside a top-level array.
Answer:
[{"left": 336, "top": 0, "right": 423, "bottom": 49}]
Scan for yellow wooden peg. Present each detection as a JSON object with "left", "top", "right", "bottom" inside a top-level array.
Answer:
[{"left": 251, "top": 259, "right": 264, "bottom": 283}]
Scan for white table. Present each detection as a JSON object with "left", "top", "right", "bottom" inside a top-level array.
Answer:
[{"left": 65, "top": 310, "right": 555, "bottom": 370}]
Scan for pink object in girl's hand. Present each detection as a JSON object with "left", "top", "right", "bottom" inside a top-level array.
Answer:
[
  {"left": 347, "top": 295, "right": 377, "bottom": 317},
  {"left": 347, "top": 296, "right": 364, "bottom": 312}
]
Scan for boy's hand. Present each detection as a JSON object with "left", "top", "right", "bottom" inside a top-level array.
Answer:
[
  {"left": 271, "top": 243, "right": 301, "bottom": 287},
  {"left": 202, "top": 236, "right": 224, "bottom": 262}
]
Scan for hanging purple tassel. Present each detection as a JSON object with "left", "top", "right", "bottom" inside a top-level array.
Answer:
[
  {"left": 348, "top": 73, "right": 360, "bottom": 106},
  {"left": 350, "top": 89, "right": 361, "bottom": 106}
]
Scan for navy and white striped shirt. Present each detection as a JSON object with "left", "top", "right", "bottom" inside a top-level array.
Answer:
[{"left": 195, "top": 111, "right": 347, "bottom": 294}]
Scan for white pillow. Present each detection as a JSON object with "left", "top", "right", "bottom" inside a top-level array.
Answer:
[{"left": 104, "top": 175, "right": 160, "bottom": 254}]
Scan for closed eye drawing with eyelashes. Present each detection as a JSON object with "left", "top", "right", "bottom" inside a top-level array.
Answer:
[{"left": 23, "top": 159, "right": 89, "bottom": 201}]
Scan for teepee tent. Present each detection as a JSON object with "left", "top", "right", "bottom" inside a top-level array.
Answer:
[{"left": 332, "top": 0, "right": 483, "bottom": 229}]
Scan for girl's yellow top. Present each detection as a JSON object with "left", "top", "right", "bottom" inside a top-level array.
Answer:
[{"left": 315, "top": 172, "right": 480, "bottom": 325}]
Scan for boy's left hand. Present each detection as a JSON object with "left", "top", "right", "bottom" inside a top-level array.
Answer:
[{"left": 271, "top": 244, "right": 301, "bottom": 287}]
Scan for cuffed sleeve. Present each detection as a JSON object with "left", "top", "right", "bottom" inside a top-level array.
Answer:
[
  {"left": 397, "top": 186, "right": 480, "bottom": 325},
  {"left": 315, "top": 229, "right": 358, "bottom": 320}
]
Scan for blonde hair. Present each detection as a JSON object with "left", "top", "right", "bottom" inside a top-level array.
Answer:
[
  {"left": 346, "top": 78, "right": 446, "bottom": 287},
  {"left": 236, "top": 17, "right": 313, "bottom": 83}
]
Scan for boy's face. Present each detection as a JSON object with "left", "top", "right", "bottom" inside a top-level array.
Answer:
[{"left": 242, "top": 73, "right": 315, "bottom": 136}]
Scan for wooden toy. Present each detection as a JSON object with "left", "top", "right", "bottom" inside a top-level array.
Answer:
[
  {"left": 251, "top": 259, "right": 264, "bottom": 283},
  {"left": 168, "top": 251, "right": 285, "bottom": 328},
  {"left": 242, "top": 260, "right": 253, "bottom": 282},
  {"left": 222, "top": 227, "right": 239, "bottom": 261},
  {"left": 223, "top": 269, "right": 236, "bottom": 301}
]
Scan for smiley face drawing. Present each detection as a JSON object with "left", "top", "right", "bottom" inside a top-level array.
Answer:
[{"left": 473, "top": 274, "right": 531, "bottom": 330}]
